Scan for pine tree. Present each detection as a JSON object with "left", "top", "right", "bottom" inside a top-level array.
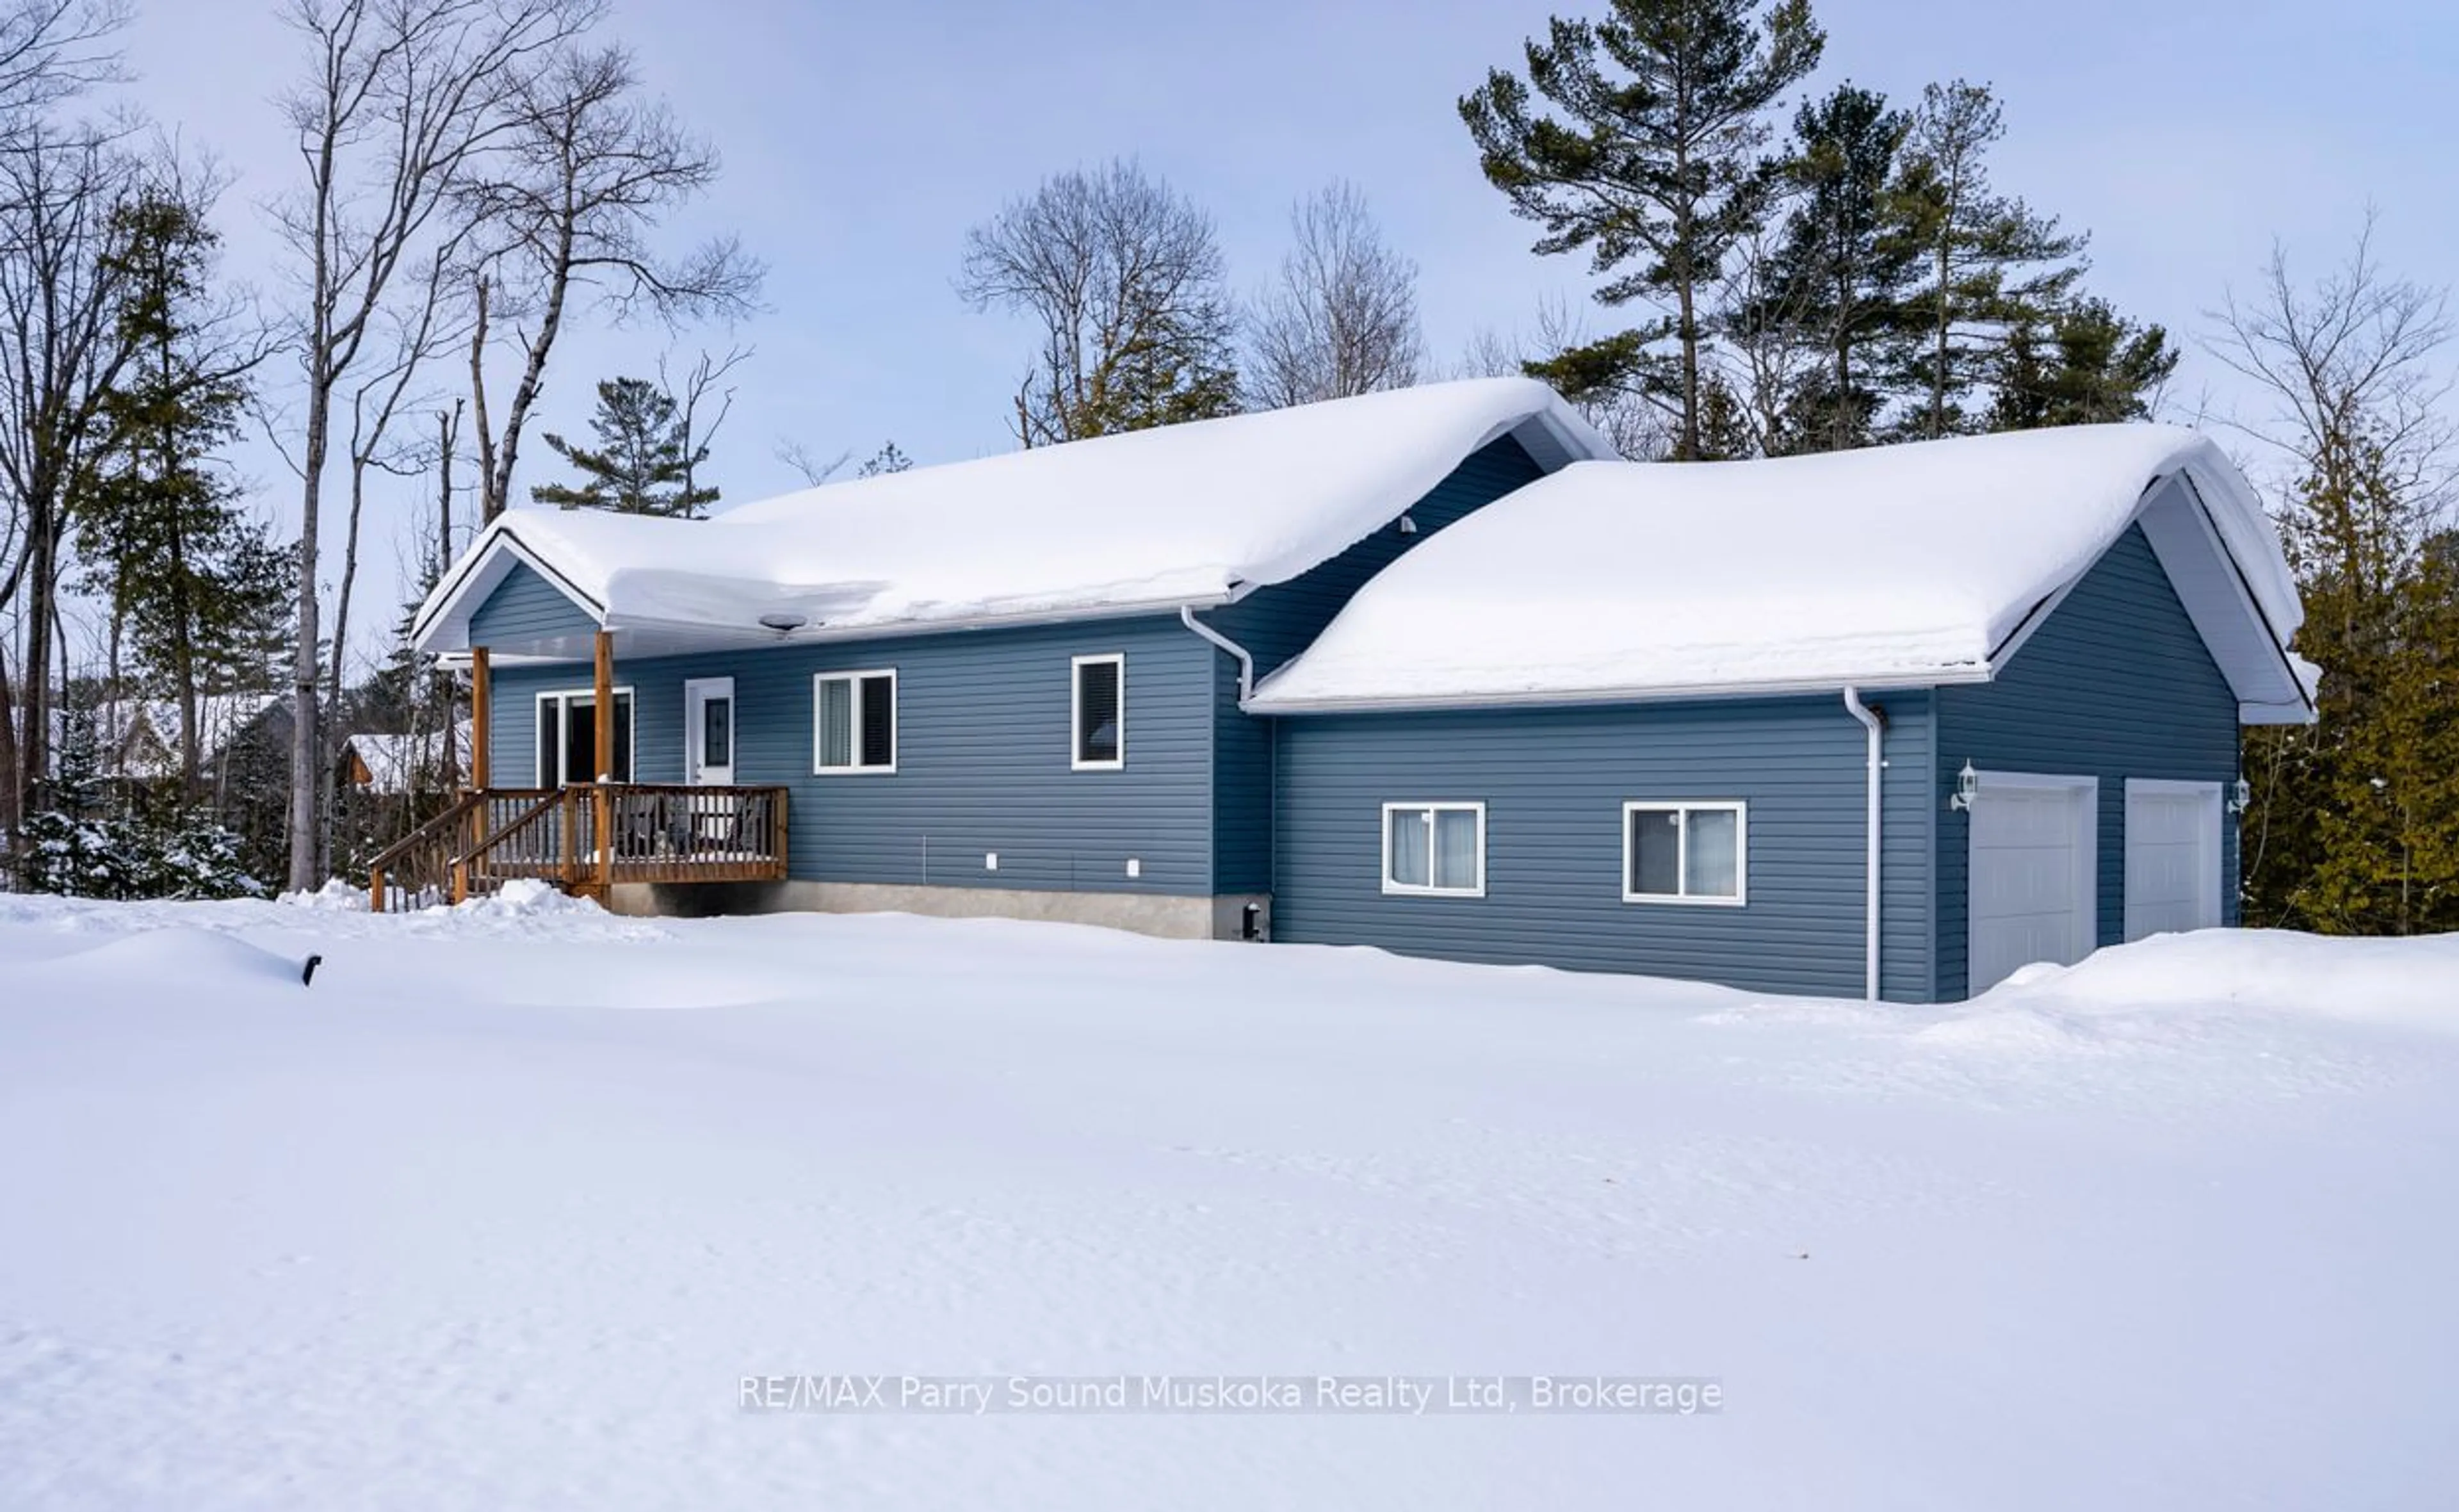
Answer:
[
  {"left": 72, "top": 186, "right": 282, "bottom": 796},
  {"left": 2244, "top": 435, "right": 2459, "bottom": 934},
  {"left": 532, "top": 377, "right": 720, "bottom": 516},
  {"left": 1986, "top": 298, "right": 2177, "bottom": 430},
  {"left": 1460, "top": 0, "right": 1824, "bottom": 459},
  {"left": 21, "top": 703, "right": 264, "bottom": 900},
  {"left": 1756, "top": 83, "right": 1915, "bottom": 453},
  {"left": 1069, "top": 326, "right": 1240, "bottom": 439},
  {"left": 20, "top": 705, "right": 132, "bottom": 898},
  {"left": 1888, "top": 81, "right": 2085, "bottom": 439}
]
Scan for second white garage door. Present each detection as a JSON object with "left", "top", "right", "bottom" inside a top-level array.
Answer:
[
  {"left": 1968, "top": 774, "right": 2098, "bottom": 996},
  {"left": 2124, "top": 779, "right": 2223, "bottom": 941}
]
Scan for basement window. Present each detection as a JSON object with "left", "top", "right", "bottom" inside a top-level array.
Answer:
[
  {"left": 815, "top": 670, "right": 897, "bottom": 773},
  {"left": 1071, "top": 654, "right": 1124, "bottom": 770},
  {"left": 1382, "top": 802, "right": 1486, "bottom": 897},
  {"left": 1623, "top": 802, "right": 1747, "bottom": 905}
]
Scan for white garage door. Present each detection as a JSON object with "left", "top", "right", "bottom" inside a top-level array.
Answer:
[
  {"left": 2125, "top": 779, "right": 2223, "bottom": 941},
  {"left": 1968, "top": 774, "right": 2098, "bottom": 995}
]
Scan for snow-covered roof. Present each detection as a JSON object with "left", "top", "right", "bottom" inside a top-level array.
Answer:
[
  {"left": 413, "top": 378, "right": 1612, "bottom": 658},
  {"left": 344, "top": 724, "right": 469, "bottom": 793},
  {"left": 1248, "top": 425, "right": 2317, "bottom": 724}
]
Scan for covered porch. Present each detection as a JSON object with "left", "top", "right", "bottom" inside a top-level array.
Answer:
[{"left": 369, "top": 624, "right": 787, "bottom": 911}]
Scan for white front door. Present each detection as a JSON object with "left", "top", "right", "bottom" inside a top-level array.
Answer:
[
  {"left": 683, "top": 678, "right": 735, "bottom": 786},
  {"left": 1968, "top": 773, "right": 2098, "bottom": 995},
  {"left": 2124, "top": 779, "right": 2223, "bottom": 941}
]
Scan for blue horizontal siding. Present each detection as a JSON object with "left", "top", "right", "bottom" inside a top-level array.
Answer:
[
  {"left": 470, "top": 560, "right": 599, "bottom": 648},
  {"left": 1879, "top": 691, "right": 1938, "bottom": 1004},
  {"left": 1203, "top": 434, "right": 1547, "bottom": 896},
  {"left": 491, "top": 614, "right": 1222, "bottom": 896},
  {"left": 1270, "top": 694, "right": 1937, "bottom": 1000},
  {"left": 1212, "top": 649, "right": 1273, "bottom": 894},
  {"left": 1935, "top": 524, "right": 2243, "bottom": 999}
]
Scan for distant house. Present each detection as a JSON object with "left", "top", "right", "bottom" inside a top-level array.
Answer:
[
  {"left": 53, "top": 695, "right": 283, "bottom": 787},
  {"left": 341, "top": 724, "right": 469, "bottom": 795},
  {"left": 408, "top": 379, "right": 2312, "bottom": 1001}
]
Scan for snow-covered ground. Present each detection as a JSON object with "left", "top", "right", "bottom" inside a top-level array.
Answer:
[{"left": 2, "top": 891, "right": 2453, "bottom": 1509}]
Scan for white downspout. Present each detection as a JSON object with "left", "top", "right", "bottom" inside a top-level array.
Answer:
[
  {"left": 1842, "top": 687, "right": 1883, "bottom": 1002},
  {"left": 1180, "top": 605, "right": 1255, "bottom": 702}
]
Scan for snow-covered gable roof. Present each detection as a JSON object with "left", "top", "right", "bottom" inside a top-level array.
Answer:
[
  {"left": 1248, "top": 425, "right": 2318, "bottom": 724},
  {"left": 344, "top": 724, "right": 469, "bottom": 793},
  {"left": 413, "top": 378, "right": 1612, "bottom": 658}
]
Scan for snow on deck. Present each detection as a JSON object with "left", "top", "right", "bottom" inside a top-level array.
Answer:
[
  {"left": 1251, "top": 424, "right": 2305, "bottom": 708},
  {"left": 419, "top": 378, "right": 1609, "bottom": 648},
  {"left": 2, "top": 894, "right": 2453, "bottom": 1508}
]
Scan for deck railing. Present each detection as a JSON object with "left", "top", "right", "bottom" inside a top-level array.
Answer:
[
  {"left": 596, "top": 784, "right": 791, "bottom": 884},
  {"left": 367, "top": 783, "right": 789, "bottom": 910}
]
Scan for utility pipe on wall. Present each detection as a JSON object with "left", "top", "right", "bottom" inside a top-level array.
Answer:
[{"left": 1842, "top": 687, "right": 1883, "bottom": 1002}]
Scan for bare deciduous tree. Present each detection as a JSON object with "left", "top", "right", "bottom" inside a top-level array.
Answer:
[
  {"left": 2206, "top": 213, "right": 2456, "bottom": 548},
  {"left": 1711, "top": 214, "right": 1819, "bottom": 455},
  {"left": 0, "top": 0, "right": 126, "bottom": 128},
  {"left": 269, "top": 0, "right": 597, "bottom": 891},
  {"left": 0, "top": 121, "right": 140, "bottom": 835},
  {"left": 0, "top": 0, "right": 128, "bottom": 853},
  {"left": 774, "top": 438, "right": 848, "bottom": 488},
  {"left": 959, "top": 159, "right": 1239, "bottom": 447},
  {"left": 462, "top": 41, "right": 759, "bottom": 521},
  {"left": 327, "top": 242, "right": 467, "bottom": 788},
  {"left": 1244, "top": 181, "right": 1422, "bottom": 410},
  {"left": 657, "top": 342, "right": 745, "bottom": 515}
]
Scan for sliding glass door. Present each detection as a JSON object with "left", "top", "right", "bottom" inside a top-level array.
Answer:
[{"left": 535, "top": 690, "right": 633, "bottom": 785}]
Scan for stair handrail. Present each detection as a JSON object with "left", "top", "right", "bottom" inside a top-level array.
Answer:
[
  {"left": 366, "top": 791, "right": 484, "bottom": 912},
  {"left": 453, "top": 788, "right": 572, "bottom": 898}
]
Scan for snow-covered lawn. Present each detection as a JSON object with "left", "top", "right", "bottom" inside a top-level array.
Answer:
[{"left": 2, "top": 892, "right": 2453, "bottom": 1509}]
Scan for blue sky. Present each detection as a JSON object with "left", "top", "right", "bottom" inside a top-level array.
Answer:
[{"left": 111, "top": 0, "right": 2456, "bottom": 654}]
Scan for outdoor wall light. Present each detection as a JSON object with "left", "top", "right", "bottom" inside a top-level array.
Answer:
[
  {"left": 1950, "top": 760, "right": 1980, "bottom": 811},
  {"left": 2230, "top": 778, "right": 2253, "bottom": 813}
]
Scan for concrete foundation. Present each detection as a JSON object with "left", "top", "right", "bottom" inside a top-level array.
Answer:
[{"left": 603, "top": 878, "right": 1271, "bottom": 943}]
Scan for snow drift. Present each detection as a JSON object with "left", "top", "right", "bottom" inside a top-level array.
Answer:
[{"left": 3, "top": 898, "right": 2451, "bottom": 1509}]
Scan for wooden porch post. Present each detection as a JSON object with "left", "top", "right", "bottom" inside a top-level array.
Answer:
[
  {"left": 594, "top": 630, "right": 615, "bottom": 893},
  {"left": 468, "top": 646, "right": 491, "bottom": 793}
]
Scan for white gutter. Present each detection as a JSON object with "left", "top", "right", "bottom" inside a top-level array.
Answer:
[
  {"left": 605, "top": 591, "right": 1238, "bottom": 648},
  {"left": 1180, "top": 605, "right": 1256, "bottom": 700},
  {"left": 1841, "top": 687, "right": 1883, "bottom": 1003}
]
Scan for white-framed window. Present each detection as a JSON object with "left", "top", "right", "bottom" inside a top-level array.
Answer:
[
  {"left": 814, "top": 670, "right": 897, "bottom": 773},
  {"left": 1381, "top": 802, "right": 1486, "bottom": 897},
  {"left": 534, "top": 688, "right": 634, "bottom": 785},
  {"left": 1622, "top": 801, "right": 1747, "bottom": 906},
  {"left": 1071, "top": 653, "right": 1124, "bottom": 770}
]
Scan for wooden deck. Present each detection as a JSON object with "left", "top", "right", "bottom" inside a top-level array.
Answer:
[{"left": 368, "top": 784, "right": 790, "bottom": 911}]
